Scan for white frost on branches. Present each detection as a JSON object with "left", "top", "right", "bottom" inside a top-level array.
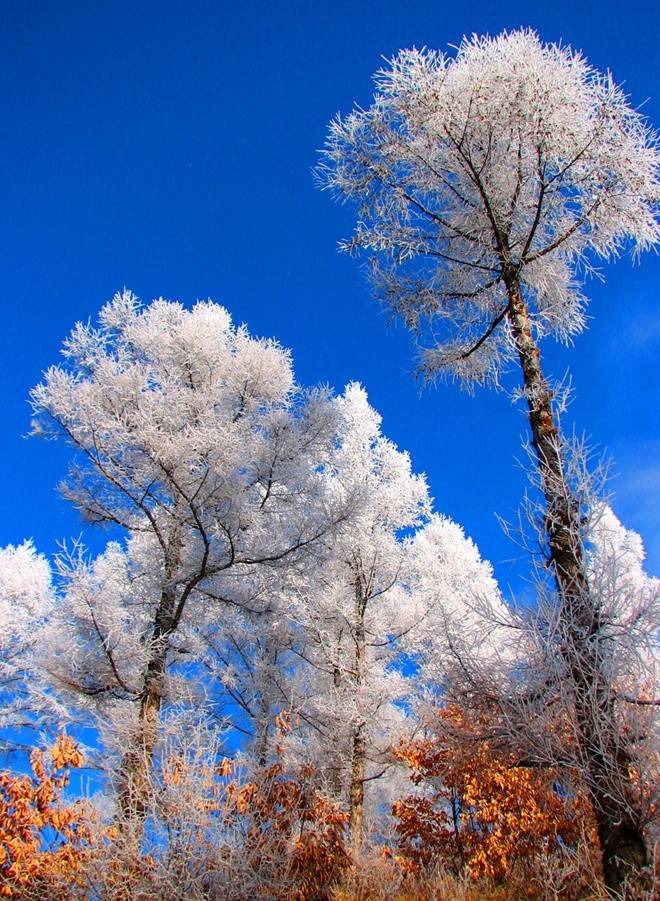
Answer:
[
  {"left": 0, "top": 294, "right": 514, "bottom": 815},
  {"left": 587, "top": 505, "right": 659, "bottom": 683},
  {"left": 318, "top": 30, "right": 660, "bottom": 387},
  {"left": 0, "top": 541, "right": 54, "bottom": 733}
]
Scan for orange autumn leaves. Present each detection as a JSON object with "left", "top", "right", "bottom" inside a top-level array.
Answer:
[
  {"left": 157, "top": 715, "right": 350, "bottom": 901},
  {"left": 0, "top": 735, "right": 91, "bottom": 898},
  {"left": 0, "top": 727, "right": 350, "bottom": 901},
  {"left": 220, "top": 759, "right": 350, "bottom": 900},
  {"left": 0, "top": 712, "right": 599, "bottom": 898},
  {"left": 391, "top": 705, "right": 594, "bottom": 881}
]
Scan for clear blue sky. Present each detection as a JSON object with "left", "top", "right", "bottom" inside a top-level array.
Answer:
[{"left": 1, "top": 0, "right": 658, "bottom": 598}]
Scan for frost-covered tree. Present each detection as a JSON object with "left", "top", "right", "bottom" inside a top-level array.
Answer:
[
  {"left": 28, "top": 291, "right": 348, "bottom": 822},
  {"left": 406, "top": 514, "right": 514, "bottom": 689},
  {"left": 288, "top": 386, "right": 511, "bottom": 852},
  {"left": 477, "top": 503, "right": 660, "bottom": 888},
  {"left": 319, "top": 30, "right": 658, "bottom": 388},
  {"left": 290, "top": 384, "right": 429, "bottom": 850},
  {"left": 318, "top": 30, "right": 659, "bottom": 888},
  {"left": 0, "top": 542, "right": 55, "bottom": 742}
]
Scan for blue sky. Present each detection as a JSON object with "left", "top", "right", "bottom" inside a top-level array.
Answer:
[{"left": 1, "top": 0, "right": 658, "bottom": 598}]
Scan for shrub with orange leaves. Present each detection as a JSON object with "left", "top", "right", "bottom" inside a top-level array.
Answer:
[
  {"left": 0, "top": 735, "right": 92, "bottom": 898},
  {"left": 96, "top": 715, "right": 351, "bottom": 901},
  {"left": 219, "top": 757, "right": 350, "bottom": 900},
  {"left": 208, "top": 716, "right": 350, "bottom": 898},
  {"left": 390, "top": 704, "right": 595, "bottom": 883}
]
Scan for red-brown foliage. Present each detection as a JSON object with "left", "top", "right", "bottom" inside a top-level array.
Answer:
[{"left": 390, "top": 704, "right": 596, "bottom": 882}]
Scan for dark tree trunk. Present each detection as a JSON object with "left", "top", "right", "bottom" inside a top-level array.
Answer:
[
  {"left": 503, "top": 269, "right": 649, "bottom": 894},
  {"left": 255, "top": 643, "right": 278, "bottom": 768},
  {"left": 117, "top": 510, "right": 189, "bottom": 831},
  {"left": 117, "top": 669, "right": 163, "bottom": 823},
  {"left": 348, "top": 724, "right": 366, "bottom": 855},
  {"left": 328, "top": 664, "right": 344, "bottom": 799},
  {"left": 117, "top": 588, "right": 174, "bottom": 825},
  {"left": 348, "top": 572, "right": 367, "bottom": 854}
]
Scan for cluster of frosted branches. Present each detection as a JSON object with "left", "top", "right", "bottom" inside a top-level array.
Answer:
[
  {"left": 318, "top": 30, "right": 659, "bottom": 388},
  {"left": 0, "top": 542, "right": 61, "bottom": 742},
  {"left": 0, "top": 292, "right": 506, "bottom": 844},
  {"left": 440, "top": 456, "right": 659, "bottom": 871}
]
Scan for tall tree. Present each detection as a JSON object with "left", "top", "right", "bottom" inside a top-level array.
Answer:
[
  {"left": 291, "top": 383, "right": 430, "bottom": 851},
  {"left": 318, "top": 30, "right": 659, "bottom": 889},
  {"left": 27, "top": 291, "right": 349, "bottom": 825},
  {"left": 290, "top": 386, "right": 510, "bottom": 851}
]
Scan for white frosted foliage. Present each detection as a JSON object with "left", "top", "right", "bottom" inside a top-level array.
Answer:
[{"left": 318, "top": 30, "right": 660, "bottom": 388}]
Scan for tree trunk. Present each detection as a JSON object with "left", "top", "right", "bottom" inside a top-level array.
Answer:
[
  {"left": 255, "top": 643, "right": 278, "bottom": 767},
  {"left": 119, "top": 641, "right": 167, "bottom": 830},
  {"left": 348, "top": 572, "right": 367, "bottom": 855},
  {"left": 328, "top": 664, "right": 344, "bottom": 799},
  {"left": 503, "top": 269, "right": 649, "bottom": 893},
  {"left": 348, "top": 724, "right": 366, "bottom": 856},
  {"left": 255, "top": 702, "right": 271, "bottom": 769},
  {"left": 117, "top": 511, "right": 185, "bottom": 829},
  {"left": 117, "top": 588, "right": 174, "bottom": 825}
]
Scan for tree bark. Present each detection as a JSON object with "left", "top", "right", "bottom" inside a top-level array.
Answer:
[
  {"left": 117, "top": 588, "right": 174, "bottom": 825},
  {"left": 503, "top": 268, "right": 649, "bottom": 893},
  {"left": 117, "top": 515, "right": 184, "bottom": 829},
  {"left": 348, "top": 724, "right": 366, "bottom": 856},
  {"left": 328, "top": 663, "right": 344, "bottom": 799},
  {"left": 255, "top": 642, "right": 282, "bottom": 767},
  {"left": 348, "top": 572, "right": 367, "bottom": 855}
]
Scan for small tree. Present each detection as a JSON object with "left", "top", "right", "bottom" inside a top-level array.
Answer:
[
  {"left": 318, "top": 30, "right": 659, "bottom": 890},
  {"left": 391, "top": 704, "right": 594, "bottom": 885}
]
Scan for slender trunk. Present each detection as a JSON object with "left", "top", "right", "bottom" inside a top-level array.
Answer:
[
  {"left": 117, "top": 588, "right": 174, "bottom": 824},
  {"left": 348, "top": 573, "right": 367, "bottom": 855},
  {"left": 328, "top": 663, "right": 343, "bottom": 799},
  {"left": 348, "top": 725, "right": 366, "bottom": 856},
  {"left": 117, "top": 516, "right": 183, "bottom": 828},
  {"left": 119, "top": 624, "right": 167, "bottom": 826},
  {"left": 450, "top": 790, "right": 466, "bottom": 876},
  {"left": 255, "top": 644, "right": 277, "bottom": 767},
  {"left": 503, "top": 269, "right": 648, "bottom": 892},
  {"left": 255, "top": 726, "right": 269, "bottom": 768},
  {"left": 255, "top": 706, "right": 271, "bottom": 768}
]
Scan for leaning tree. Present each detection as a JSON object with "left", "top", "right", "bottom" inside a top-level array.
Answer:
[{"left": 317, "top": 29, "right": 659, "bottom": 890}]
